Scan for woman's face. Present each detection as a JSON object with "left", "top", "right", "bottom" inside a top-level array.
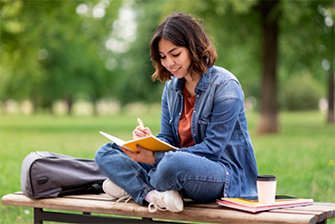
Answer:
[{"left": 158, "top": 38, "right": 192, "bottom": 80}]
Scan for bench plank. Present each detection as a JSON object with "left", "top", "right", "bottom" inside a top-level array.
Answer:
[
  {"left": 1, "top": 193, "right": 322, "bottom": 224},
  {"left": 40, "top": 192, "right": 335, "bottom": 219},
  {"left": 269, "top": 209, "right": 325, "bottom": 223},
  {"left": 313, "top": 202, "right": 335, "bottom": 217},
  {"left": 275, "top": 205, "right": 334, "bottom": 219}
]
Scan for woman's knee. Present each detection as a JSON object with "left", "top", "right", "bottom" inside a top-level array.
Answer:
[
  {"left": 162, "top": 151, "right": 195, "bottom": 169},
  {"left": 95, "top": 143, "right": 110, "bottom": 165},
  {"left": 152, "top": 152, "right": 192, "bottom": 181},
  {"left": 95, "top": 143, "right": 120, "bottom": 166}
]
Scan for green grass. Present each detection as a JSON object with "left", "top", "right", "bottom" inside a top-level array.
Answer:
[{"left": 1, "top": 111, "right": 334, "bottom": 223}]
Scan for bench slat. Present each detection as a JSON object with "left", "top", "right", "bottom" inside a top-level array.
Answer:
[
  {"left": 269, "top": 209, "right": 324, "bottom": 223},
  {"left": 313, "top": 202, "right": 335, "bottom": 217},
  {"left": 2, "top": 193, "right": 318, "bottom": 224},
  {"left": 275, "top": 205, "right": 334, "bottom": 219}
]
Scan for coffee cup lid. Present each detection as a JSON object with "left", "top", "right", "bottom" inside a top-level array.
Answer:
[{"left": 257, "top": 175, "right": 277, "bottom": 181}]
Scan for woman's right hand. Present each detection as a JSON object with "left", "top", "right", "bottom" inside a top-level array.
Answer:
[{"left": 132, "top": 126, "right": 152, "bottom": 139}]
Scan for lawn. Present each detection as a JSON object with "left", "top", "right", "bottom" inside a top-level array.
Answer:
[{"left": 0, "top": 111, "right": 334, "bottom": 223}]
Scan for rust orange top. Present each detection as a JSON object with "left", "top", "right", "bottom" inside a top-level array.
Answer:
[{"left": 178, "top": 86, "right": 196, "bottom": 148}]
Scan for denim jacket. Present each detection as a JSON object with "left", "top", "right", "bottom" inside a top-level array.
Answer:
[{"left": 154, "top": 65, "right": 258, "bottom": 198}]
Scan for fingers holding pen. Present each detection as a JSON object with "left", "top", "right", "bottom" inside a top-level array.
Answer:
[
  {"left": 132, "top": 126, "right": 152, "bottom": 139},
  {"left": 133, "top": 118, "right": 152, "bottom": 139}
]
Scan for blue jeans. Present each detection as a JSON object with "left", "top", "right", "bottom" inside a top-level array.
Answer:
[{"left": 95, "top": 143, "right": 226, "bottom": 206}]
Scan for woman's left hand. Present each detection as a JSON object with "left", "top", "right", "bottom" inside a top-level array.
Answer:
[{"left": 120, "top": 144, "right": 155, "bottom": 165}]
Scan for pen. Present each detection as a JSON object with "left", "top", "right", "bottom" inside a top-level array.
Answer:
[{"left": 137, "top": 118, "right": 148, "bottom": 136}]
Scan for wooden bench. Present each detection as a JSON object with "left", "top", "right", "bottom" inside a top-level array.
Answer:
[{"left": 2, "top": 192, "right": 335, "bottom": 224}]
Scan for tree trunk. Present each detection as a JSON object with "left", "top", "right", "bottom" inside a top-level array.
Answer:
[
  {"left": 65, "top": 96, "right": 74, "bottom": 115},
  {"left": 327, "top": 69, "right": 334, "bottom": 124},
  {"left": 92, "top": 97, "right": 99, "bottom": 116},
  {"left": 256, "top": 0, "right": 280, "bottom": 134}
]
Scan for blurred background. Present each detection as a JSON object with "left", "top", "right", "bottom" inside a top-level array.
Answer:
[
  {"left": 1, "top": 0, "right": 334, "bottom": 133},
  {"left": 1, "top": 1, "right": 334, "bottom": 222}
]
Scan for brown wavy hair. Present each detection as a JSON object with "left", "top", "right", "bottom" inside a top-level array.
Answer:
[{"left": 150, "top": 13, "right": 217, "bottom": 82}]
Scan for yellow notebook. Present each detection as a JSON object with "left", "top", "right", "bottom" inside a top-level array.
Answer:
[{"left": 100, "top": 131, "right": 178, "bottom": 152}]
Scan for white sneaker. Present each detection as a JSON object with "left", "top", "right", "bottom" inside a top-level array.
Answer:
[
  {"left": 102, "top": 179, "right": 132, "bottom": 203},
  {"left": 148, "top": 190, "right": 184, "bottom": 213}
]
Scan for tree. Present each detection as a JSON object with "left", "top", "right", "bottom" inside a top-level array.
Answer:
[
  {"left": 320, "top": 4, "right": 334, "bottom": 124},
  {"left": 2, "top": 0, "right": 332, "bottom": 123},
  {"left": 104, "top": 0, "right": 163, "bottom": 106},
  {"left": 255, "top": 0, "right": 280, "bottom": 134},
  {"left": 313, "top": 2, "right": 334, "bottom": 124},
  {"left": 0, "top": 0, "right": 121, "bottom": 113},
  {"left": 278, "top": 1, "right": 334, "bottom": 123}
]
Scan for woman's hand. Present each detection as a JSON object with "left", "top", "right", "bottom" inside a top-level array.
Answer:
[
  {"left": 132, "top": 126, "right": 152, "bottom": 139},
  {"left": 120, "top": 144, "right": 155, "bottom": 165},
  {"left": 122, "top": 125, "right": 154, "bottom": 165}
]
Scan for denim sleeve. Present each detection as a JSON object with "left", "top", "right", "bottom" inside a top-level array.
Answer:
[{"left": 179, "top": 80, "right": 244, "bottom": 162}]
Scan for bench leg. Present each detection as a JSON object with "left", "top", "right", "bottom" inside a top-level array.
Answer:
[
  {"left": 34, "top": 208, "right": 43, "bottom": 224},
  {"left": 33, "top": 207, "right": 157, "bottom": 223}
]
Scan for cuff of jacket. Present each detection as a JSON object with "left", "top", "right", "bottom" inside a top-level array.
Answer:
[{"left": 153, "top": 151, "right": 165, "bottom": 167}]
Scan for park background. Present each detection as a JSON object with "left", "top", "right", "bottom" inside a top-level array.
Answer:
[{"left": 1, "top": 0, "right": 334, "bottom": 223}]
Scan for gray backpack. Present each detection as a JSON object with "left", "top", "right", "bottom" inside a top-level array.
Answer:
[{"left": 21, "top": 151, "right": 107, "bottom": 199}]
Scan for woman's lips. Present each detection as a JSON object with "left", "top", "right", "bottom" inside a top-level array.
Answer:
[{"left": 170, "top": 67, "right": 180, "bottom": 75}]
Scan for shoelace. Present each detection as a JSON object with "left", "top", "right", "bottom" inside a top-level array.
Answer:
[
  {"left": 115, "top": 194, "right": 132, "bottom": 203},
  {"left": 148, "top": 193, "right": 167, "bottom": 213}
]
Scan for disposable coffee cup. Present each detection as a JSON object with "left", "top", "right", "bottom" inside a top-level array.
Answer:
[{"left": 256, "top": 175, "right": 277, "bottom": 204}]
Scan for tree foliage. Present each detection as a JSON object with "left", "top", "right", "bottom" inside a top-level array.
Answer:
[
  {"left": 1, "top": 0, "right": 333, "bottom": 128},
  {"left": 281, "top": 75, "right": 323, "bottom": 111},
  {"left": 107, "top": 0, "right": 163, "bottom": 105},
  {"left": 0, "top": 0, "right": 122, "bottom": 113}
]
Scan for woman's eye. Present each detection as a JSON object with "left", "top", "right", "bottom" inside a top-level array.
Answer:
[
  {"left": 173, "top": 53, "right": 180, "bottom": 57},
  {"left": 160, "top": 55, "right": 166, "bottom": 59}
]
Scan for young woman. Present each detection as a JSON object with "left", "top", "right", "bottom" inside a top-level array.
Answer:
[{"left": 95, "top": 13, "right": 258, "bottom": 213}]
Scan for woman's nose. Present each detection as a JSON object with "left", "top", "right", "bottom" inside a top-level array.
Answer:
[{"left": 165, "top": 56, "right": 174, "bottom": 67}]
